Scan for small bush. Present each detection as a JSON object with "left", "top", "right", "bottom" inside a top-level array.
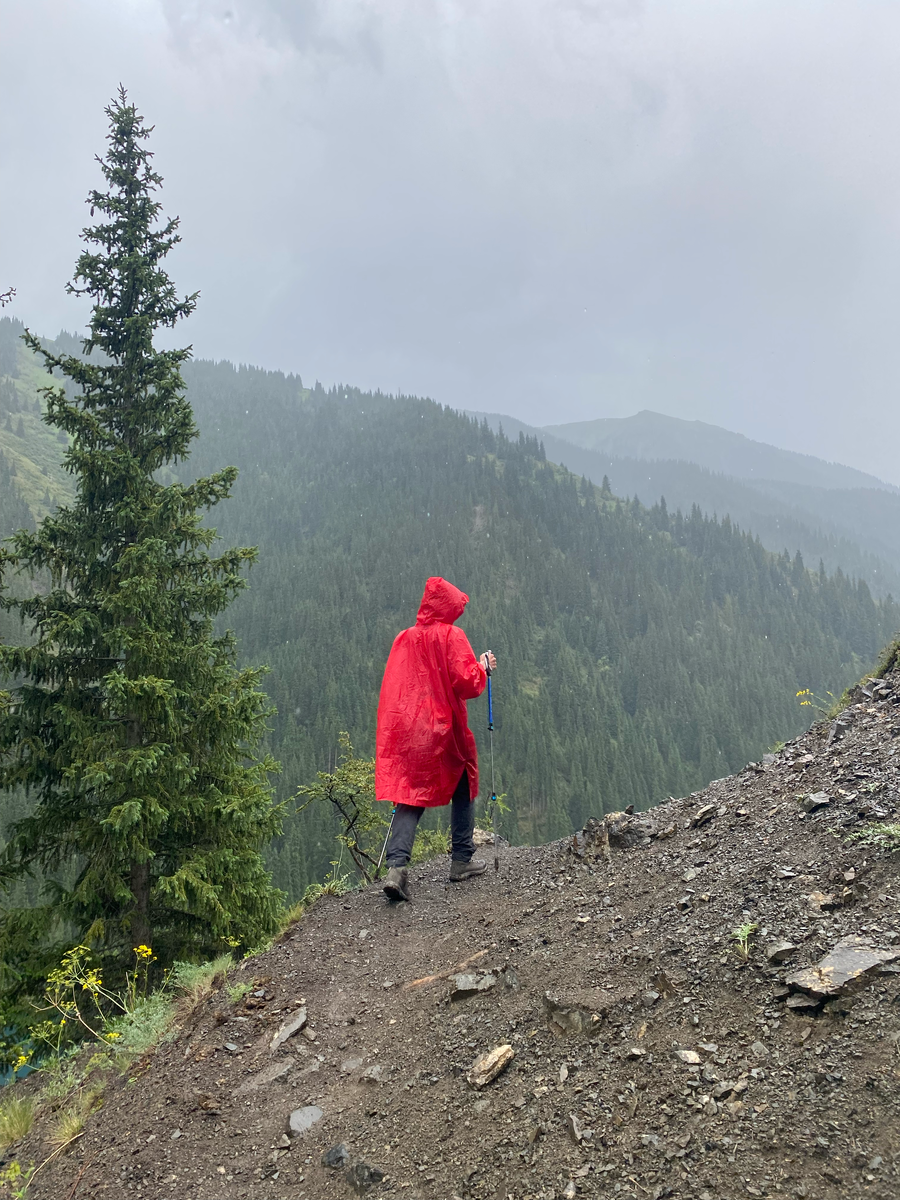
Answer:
[
  {"left": 411, "top": 826, "right": 449, "bottom": 863},
  {"left": 731, "top": 922, "right": 758, "bottom": 961},
  {"left": 0, "top": 1161, "right": 35, "bottom": 1194},
  {"left": 170, "top": 954, "right": 233, "bottom": 1015},
  {"left": 847, "top": 823, "right": 900, "bottom": 853},
  {"left": 106, "top": 992, "right": 175, "bottom": 1056},
  {"left": 227, "top": 981, "right": 253, "bottom": 1005},
  {"left": 38, "top": 1048, "right": 83, "bottom": 1105},
  {"left": 0, "top": 1094, "right": 35, "bottom": 1149}
]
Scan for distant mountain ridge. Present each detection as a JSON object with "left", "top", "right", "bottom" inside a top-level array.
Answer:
[
  {"left": 544, "top": 409, "right": 898, "bottom": 494},
  {"left": 468, "top": 410, "right": 900, "bottom": 598}
]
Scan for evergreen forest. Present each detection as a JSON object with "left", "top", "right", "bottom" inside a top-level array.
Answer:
[{"left": 0, "top": 320, "right": 897, "bottom": 905}]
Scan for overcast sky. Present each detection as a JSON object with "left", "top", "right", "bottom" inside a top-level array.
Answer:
[{"left": 3, "top": 1, "right": 900, "bottom": 482}]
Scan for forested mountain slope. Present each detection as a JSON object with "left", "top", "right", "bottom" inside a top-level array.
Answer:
[
  {"left": 475, "top": 410, "right": 900, "bottom": 598},
  {"left": 0, "top": 321, "right": 897, "bottom": 901},
  {"left": 179, "top": 362, "right": 896, "bottom": 896}
]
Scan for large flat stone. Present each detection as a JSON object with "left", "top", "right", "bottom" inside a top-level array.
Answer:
[
  {"left": 270, "top": 1007, "right": 308, "bottom": 1052},
  {"left": 288, "top": 1105, "right": 324, "bottom": 1137},
  {"left": 449, "top": 972, "right": 497, "bottom": 999},
  {"left": 786, "top": 937, "right": 900, "bottom": 999},
  {"left": 232, "top": 1058, "right": 294, "bottom": 1096}
]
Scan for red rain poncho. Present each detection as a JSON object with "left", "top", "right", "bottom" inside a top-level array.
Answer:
[{"left": 375, "top": 577, "right": 487, "bottom": 808}]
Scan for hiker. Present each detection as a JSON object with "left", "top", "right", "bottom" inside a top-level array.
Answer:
[{"left": 376, "top": 576, "right": 497, "bottom": 901}]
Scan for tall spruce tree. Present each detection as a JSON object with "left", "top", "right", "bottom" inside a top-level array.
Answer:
[{"left": 0, "top": 90, "right": 282, "bottom": 979}]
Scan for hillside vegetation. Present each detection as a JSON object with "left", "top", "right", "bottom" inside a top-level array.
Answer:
[{"left": 0, "top": 321, "right": 898, "bottom": 901}]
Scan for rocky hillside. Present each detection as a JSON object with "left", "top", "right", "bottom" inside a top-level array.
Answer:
[{"left": 7, "top": 665, "right": 900, "bottom": 1200}]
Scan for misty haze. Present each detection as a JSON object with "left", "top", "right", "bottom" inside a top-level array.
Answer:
[{"left": 2, "top": 6, "right": 900, "bottom": 1200}]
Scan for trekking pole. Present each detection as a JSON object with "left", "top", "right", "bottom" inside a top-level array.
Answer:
[
  {"left": 486, "top": 655, "right": 499, "bottom": 873},
  {"left": 375, "top": 805, "right": 396, "bottom": 879}
]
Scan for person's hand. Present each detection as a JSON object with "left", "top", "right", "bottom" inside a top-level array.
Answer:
[{"left": 480, "top": 651, "right": 497, "bottom": 673}]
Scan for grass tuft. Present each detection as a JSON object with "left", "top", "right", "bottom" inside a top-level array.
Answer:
[
  {"left": 170, "top": 954, "right": 233, "bottom": 1016},
  {"left": 226, "top": 981, "right": 253, "bottom": 1005},
  {"left": 48, "top": 1086, "right": 102, "bottom": 1150},
  {"left": 0, "top": 1094, "right": 35, "bottom": 1149}
]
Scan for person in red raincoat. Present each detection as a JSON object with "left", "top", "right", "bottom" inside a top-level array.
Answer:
[{"left": 376, "top": 577, "right": 497, "bottom": 901}]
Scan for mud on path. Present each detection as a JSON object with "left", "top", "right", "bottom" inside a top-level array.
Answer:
[{"left": 13, "top": 672, "right": 900, "bottom": 1200}]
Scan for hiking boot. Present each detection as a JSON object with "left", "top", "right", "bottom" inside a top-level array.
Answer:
[
  {"left": 383, "top": 866, "right": 410, "bottom": 901},
  {"left": 449, "top": 858, "right": 487, "bottom": 883}
]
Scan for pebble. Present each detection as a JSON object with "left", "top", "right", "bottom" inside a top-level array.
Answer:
[
  {"left": 347, "top": 1160, "right": 385, "bottom": 1193},
  {"left": 467, "top": 1044, "right": 515, "bottom": 1088},
  {"left": 322, "top": 1144, "right": 350, "bottom": 1169},
  {"left": 288, "top": 1105, "right": 324, "bottom": 1137},
  {"left": 674, "top": 1049, "right": 701, "bottom": 1065}
]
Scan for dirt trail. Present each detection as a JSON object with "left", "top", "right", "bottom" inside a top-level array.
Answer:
[{"left": 11, "top": 673, "right": 900, "bottom": 1200}]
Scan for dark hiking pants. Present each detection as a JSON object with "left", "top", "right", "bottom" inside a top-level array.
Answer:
[{"left": 385, "top": 773, "right": 475, "bottom": 867}]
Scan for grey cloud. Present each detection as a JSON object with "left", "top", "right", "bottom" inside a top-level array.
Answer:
[{"left": 3, "top": 0, "right": 900, "bottom": 482}]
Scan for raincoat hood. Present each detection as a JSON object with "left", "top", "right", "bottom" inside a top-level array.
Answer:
[{"left": 416, "top": 577, "right": 469, "bottom": 626}]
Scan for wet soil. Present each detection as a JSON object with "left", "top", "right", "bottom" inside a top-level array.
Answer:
[{"left": 8, "top": 673, "right": 900, "bottom": 1200}]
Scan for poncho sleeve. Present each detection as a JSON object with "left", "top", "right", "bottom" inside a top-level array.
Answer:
[{"left": 446, "top": 626, "right": 487, "bottom": 700}]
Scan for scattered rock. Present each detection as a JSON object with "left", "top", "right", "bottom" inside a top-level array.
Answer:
[
  {"left": 766, "top": 940, "right": 798, "bottom": 964},
  {"left": 807, "top": 891, "right": 837, "bottom": 913},
  {"left": 322, "top": 1144, "right": 350, "bottom": 1168},
  {"left": 749, "top": 1041, "right": 769, "bottom": 1060},
  {"left": 641, "top": 990, "right": 660, "bottom": 1008},
  {"left": 801, "top": 791, "right": 831, "bottom": 813},
  {"left": 287, "top": 1105, "right": 324, "bottom": 1137},
  {"left": 347, "top": 1160, "right": 385, "bottom": 1193},
  {"left": 674, "top": 1049, "right": 701, "bottom": 1065},
  {"left": 340, "top": 1056, "right": 365, "bottom": 1074},
  {"left": 692, "top": 804, "right": 717, "bottom": 827},
  {"left": 562, "top": 1183, "right": 577, "bottom": 1200},
  {"left": 233, "top": 1058, "right": 294, "bottom": 1096},
  {"left": 270, "top": 1007, "right": 308, "bottom": 1052},
  {"left": 449, "top": 972, "right": 498, "bottom": 999},
  {"left": 786, "top": 937, "right": 900, "bottom": 999},
  {"left": 466, "top": 1044, "right": 515, "bottom": 1088}
]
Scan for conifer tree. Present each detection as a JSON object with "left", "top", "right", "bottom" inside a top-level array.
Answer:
[{"left": 0, "top": 90, "right": 282, "bottom": 977}]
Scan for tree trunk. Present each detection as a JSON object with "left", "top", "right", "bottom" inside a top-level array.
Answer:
[{"left": 130, "top": 858, "right": 151, "bottom": 949}]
